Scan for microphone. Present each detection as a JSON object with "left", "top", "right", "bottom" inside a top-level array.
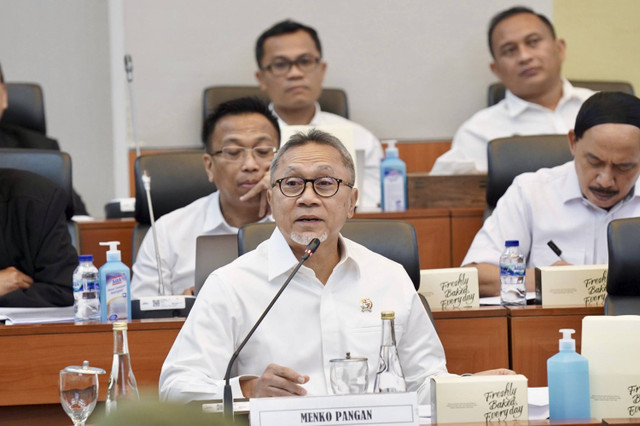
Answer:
[
  {"left": 124, "top": 54, "right": 141, "bottom": 157},
  {"left": 223, "top": 238, "right": 321, "bottom": 419}
]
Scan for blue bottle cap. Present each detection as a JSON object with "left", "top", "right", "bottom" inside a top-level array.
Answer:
[
  {"left": 505, "top": 240, "right": 519, "bottom": 247},
  {"left": 78, "top": 254, "right": 94, "bottom": 262}
]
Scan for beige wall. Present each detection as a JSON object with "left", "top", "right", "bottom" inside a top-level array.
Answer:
[{"left": 555, "top": 0, "right": 640, "bottom": 93}]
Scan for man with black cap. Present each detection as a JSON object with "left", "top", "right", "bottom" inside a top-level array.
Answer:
[{"left": 463, "top": 92, "right": 640, "bottom": 296}]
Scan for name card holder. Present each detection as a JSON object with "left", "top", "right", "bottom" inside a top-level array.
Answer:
[
  {"left": 419, "top": 268, "right": 479, "bottom": 310},
  {"left": 534, "top": 264, "right": 607, "bottom": 306},
  {"left": 431, "top": 375, "right": 528, "bottom": 423},
  {"left": 250, "top": 392, "right": 419, "bottom": 426}
]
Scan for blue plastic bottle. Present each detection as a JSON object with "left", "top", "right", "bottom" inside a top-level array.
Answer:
[
  {"left": 380, "top": 140, "right": 407, "bottom": 211},
  {"left": 98, "top": 241, "right": 132, "bottom": 322},
  {"left": 547, "top": 328, "right": 591, "bottom": 419}
]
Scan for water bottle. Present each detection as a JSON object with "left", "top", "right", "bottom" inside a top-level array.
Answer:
[
  {"left": 105, "top": 321, "right": 139, "bottom": 414},
  {"left": 373, "top": 311, "right": 407, "bottom": 392},
  {"left": 72, "top": 255, "right": 100, "bottom": 321},
  {"left": 547, "top": 329, "right": 590, "bottom": 419},
  {"left": 499, "top": 240, "right": 526, "bottom": 306}
]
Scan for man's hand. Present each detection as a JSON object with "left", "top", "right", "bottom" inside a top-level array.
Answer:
[
  {"left": 0, "top": 267, "right": 33, "bottom": 297},
  {"left": 239, "top": 172, "right": 271, "bottom": 218},
  {"left": 183, "top": 286, "right": 195, "bottom": 296},
  {"left": 240, "top": 363, "right": 309, "bottom": 398},
  {"left": 472, "top": 368, "right": 516, "bottom": 376},
  {"left": 551, "top": 259, "right": 572, "bottom": 267}
]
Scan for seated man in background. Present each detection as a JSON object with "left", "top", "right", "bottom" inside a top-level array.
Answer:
[
  {"left": 255, "top": 19, "right": 383, "bottom": 209},
  {"left": 463, "top": 92, "right": 640, "bottom": 296},
  {"left": 0, "top": 168, "right": 77, "bottom": 307},
  {"left": 431, "top": 6, "right": 594, "bottom": 175},
  {"left": 160, "top": 129, "right": 511, "bottom": 404},
  {"left": 131, "top": 97, "right": 279, "bottom": 297},
  {"left": 0, "top": 62, "right": 89, "bottom": 215}
]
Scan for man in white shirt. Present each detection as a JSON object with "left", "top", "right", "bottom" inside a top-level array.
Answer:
[
  {"left": 159, "top": 129, "right": 511, "bottom": 404},
  {"left": 131, "top": 98, "right": 279, "bottom": 297},
  {"left": 254, "top": 20, "right": 383, "bottom": 209},
  {"left": 463, "top": 92, "right": 640, "bottom": 296},
  {"left": 431, "top": 6, "right": 594, "bottom": 175}
]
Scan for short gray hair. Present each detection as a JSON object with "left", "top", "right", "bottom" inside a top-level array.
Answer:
[{"left": 270, "top": 129, "right": 355, "bottom": 183}]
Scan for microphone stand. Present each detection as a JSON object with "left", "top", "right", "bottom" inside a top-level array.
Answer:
[
  {"left": 124, "top": 54, "right": 141, "bottom": 158},
  {"left": 142, "top": 170, "right": 165, "bottom": 294},
  {"left": 223, "top": 238, "right": 321, "bottom": 420}
]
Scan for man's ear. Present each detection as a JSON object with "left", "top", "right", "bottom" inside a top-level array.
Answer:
[
  {"left": 568, "top": 129, "right": 578, "bottom": 156},
  {"left": 203, "top": 153, "right": 216, "bottom": 183},
  {"left": 255, "top": 70, "right": 267, "bottom": 92},
  {"left": 556, "top": 38, "right": 567, "bottom": 63},
  {"left": 346, "top": 187, "right": 358, "bottom": 218},
  {"left": 489, "top": 61, "right": 499, "bottom": 78}
]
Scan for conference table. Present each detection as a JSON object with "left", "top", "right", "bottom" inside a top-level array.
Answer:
[{"left": 0, "top": 304, "right": 605, "bottom": 424}]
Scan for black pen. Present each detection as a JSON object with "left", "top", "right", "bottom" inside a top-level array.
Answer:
[{"left": 547, "top": 240, "right": 565, "bottom": 262}]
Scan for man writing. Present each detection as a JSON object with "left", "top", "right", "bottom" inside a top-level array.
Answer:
[
  {"left": 131, "top": 97, "right": 279, "bottom": 297},
  {"left": 254, "top": 20, "right": 383, "bottom": 208},
  {"left": 159, "top": 129, "right": 511, "bottom": 404},
  {"left": 463, "top": 92, "right": 640, "bottom": 296},
  {"left": 431, "top": 6, "right": 594, "bottom": 175}
]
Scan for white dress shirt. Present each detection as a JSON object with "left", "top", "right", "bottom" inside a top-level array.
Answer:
[
  {"left": 271, "top": 103, "right": 384, "bottom": 209},
  {"left": 131, "top": 191, "right": 272, "bottom": 297},
  {"left": 159, "top": 227, "right": 448, "bottom": 404},
  {"left": 463, "top": 161, "right": 640, "bottom": 268},
  {"left": 431, "top": 80, "right": 594, "bottom": 175}
]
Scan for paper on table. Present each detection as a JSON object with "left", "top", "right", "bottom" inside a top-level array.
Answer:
[
  {"left": 480, "top": 291, "right": 537, "bottom": 305},
  {"left": 527, "top": 387, "right": 550, "bottom": 420},
  {"left": 0, "top": 306, "right": 75, "bottom": 325}
]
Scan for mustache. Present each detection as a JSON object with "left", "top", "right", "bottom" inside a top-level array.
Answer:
[{"left": 589, "top": 186, "right": 619, "bottom": 196}]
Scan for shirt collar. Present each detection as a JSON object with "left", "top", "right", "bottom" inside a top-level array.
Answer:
[
  {"left": 504, "top": 78, "right": 580, "bottom": 118},
  {"left": 268, "top": 102, "right": 322, "bottom": 126},
  {"left": 202, "top": 191, "right": 272, "bottom": 233}
]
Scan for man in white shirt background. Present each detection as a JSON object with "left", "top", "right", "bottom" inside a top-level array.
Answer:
[
  {"left": 254, "top": 19, "right": 383, "bottom": 209},
  {"left": 431, "top": 6, "right": 594, "bottom": 175},
  {"left": 131, "top": 97, "right": 279, "bottom": 297},
  {"left": 463, "top": 91, "right": 640, "bottom": 297}
]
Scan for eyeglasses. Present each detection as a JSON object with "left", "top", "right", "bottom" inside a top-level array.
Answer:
[
  {"left": 262, "top": 55, "right": 322, "bottom": 76},
  {"left": 209, "top": 146, "right": 277, "bottom": 162},
  {"left": 273, "top": 176, "right": 354, "bottom": 198}
]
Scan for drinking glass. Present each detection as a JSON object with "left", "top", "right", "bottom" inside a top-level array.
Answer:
[
  {"left": 329, "top": 352, "right": 369, "bottom": 394},
  {"left": 60, "top": 361, "right": 105, "bottom": 426}
]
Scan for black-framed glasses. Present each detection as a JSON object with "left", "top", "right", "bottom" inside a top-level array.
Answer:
[
  {"left": 273, "top": 176, "right": 354, "bottom": 198},
  {"left": 208, "top": 146, "right": 277, "bottom": 162},
  {"left": 262, "top": 55, "right": 322, "bottom": 76}
]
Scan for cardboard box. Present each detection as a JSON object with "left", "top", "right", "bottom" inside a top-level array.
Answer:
[
  {"left": 419, "top": 268, "right": 479, "bottom": 310},
  {"left": 582, "top": 316, "right": 640, "bottom": 419},
  {"left": 535, "top": 265, "right": 607, "bottom": 306},
  {"left": 430, "top": 375, "right": 528, "bottom": 423}
]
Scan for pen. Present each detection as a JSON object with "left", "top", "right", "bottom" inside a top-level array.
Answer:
[{"left": 547, "top": 240, "right": 565, "bottom": 262}]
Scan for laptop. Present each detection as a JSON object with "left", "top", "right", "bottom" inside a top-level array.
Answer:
[{"left": 194, "top": 234, "right": 239, "bottom": 295}]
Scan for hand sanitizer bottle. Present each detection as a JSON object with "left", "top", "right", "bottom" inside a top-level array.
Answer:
[
  {"left": 380, "top": 140, "right": 407, "bottom": 212},
  {"left": 547, "top": 328, "right": 590, "bottom": 419},
  {"left": 99, "top": 241, "right": 132, "bottom": 322}
]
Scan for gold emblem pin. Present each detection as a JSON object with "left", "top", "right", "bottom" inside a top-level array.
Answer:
[{"left": 360, "top": 298, "right": 373, "bottom": 312}]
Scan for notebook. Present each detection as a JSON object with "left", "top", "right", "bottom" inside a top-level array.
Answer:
[{"left": 194, "top": 234, "right": 238, "bottom": 295}]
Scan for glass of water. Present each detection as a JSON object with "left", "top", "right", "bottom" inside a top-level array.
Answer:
[
  {"left": 60, "top": 361, "right": 105, "bottom": 426},
  {"left": 329, "top": 352, "right": 369, "bottom": 394}
]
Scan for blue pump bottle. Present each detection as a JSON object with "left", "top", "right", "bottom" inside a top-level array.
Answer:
[
  {"left": 380, "top": 140, "right": 407, "bottom": 211},
  {"left": 98, "top": 241, "right": 131, "bottom": 322},
  {"left": 547, "top": 328, "right": 591, "bottom": 419}
]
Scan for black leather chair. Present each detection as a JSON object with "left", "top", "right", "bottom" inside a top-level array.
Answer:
[
  {"left": 1, "top": 82, "right": 47, "bottom": 134},
  {"left": 487, "top": 80, "right": 635, "bottom": 107},
  {"left": 604, "top": 217, "right": 640, "bottom": 315},
  {"left": 202, "top": 85, "right": 349, "bottom": 124},
  {"left": 132, "top": 151, "right": 216, "bottom": 263},
  {"left": 485, "top": 134, "right": 573, "bottom": 219},
  {"left": 0, "top": 148, "right": 78, "bottom": 248},
  {"left": 238, "top": 219, "right": 435, "bottom": 323}
]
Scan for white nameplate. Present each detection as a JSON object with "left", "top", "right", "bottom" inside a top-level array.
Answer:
[
  {"left": 431, "top": 375, "right": 528, "bottom": 423},
  {"left": 250, "top": 392, "right": 419, "bottom": 426},
  {"left": 582, "top": 316, "right": 640, "bottom": 419},
  {"left": 419, "top": 268, "right": 479, "bottom": 309},
  {"left": 138, "top": 295, "right": 187, "bottom": 311},
  {"left": 535, "top": 264, "right": 607, "bottom": 306}
]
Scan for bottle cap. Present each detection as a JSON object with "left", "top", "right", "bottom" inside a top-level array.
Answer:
[
  {"left": 559, "top": 328, "right": 576, "bottom": 351},
  {"left": 381, "top": 311, "right": 395, "bottom": 320},
  {"left": 505, "top": 240, "right": 519, "bottom": 247},
  {"left": 99, "top": 241, "right": 122, "bottom": 262},
  {"left": 61, "top": 360, "right": 106, "bottom": 375},
  {"left": 112, "top": 321, "right": 128, "bottom": 331},
  {"left": 78, "top": 254, "right": 94, "bottom": 262}
]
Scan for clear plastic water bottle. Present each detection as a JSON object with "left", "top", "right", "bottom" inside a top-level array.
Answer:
[
  {"left": 374, "top": 311, "right": 407, "bottom": 393},
  {"left": 106, "top": 321, "right": 139, "bottom": 415},
  {"left": 73, "top": 255, "right": 100, "bottom": 321},
  {"left": 499, "top": 240, "right": 526, "bottom": 306}
]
